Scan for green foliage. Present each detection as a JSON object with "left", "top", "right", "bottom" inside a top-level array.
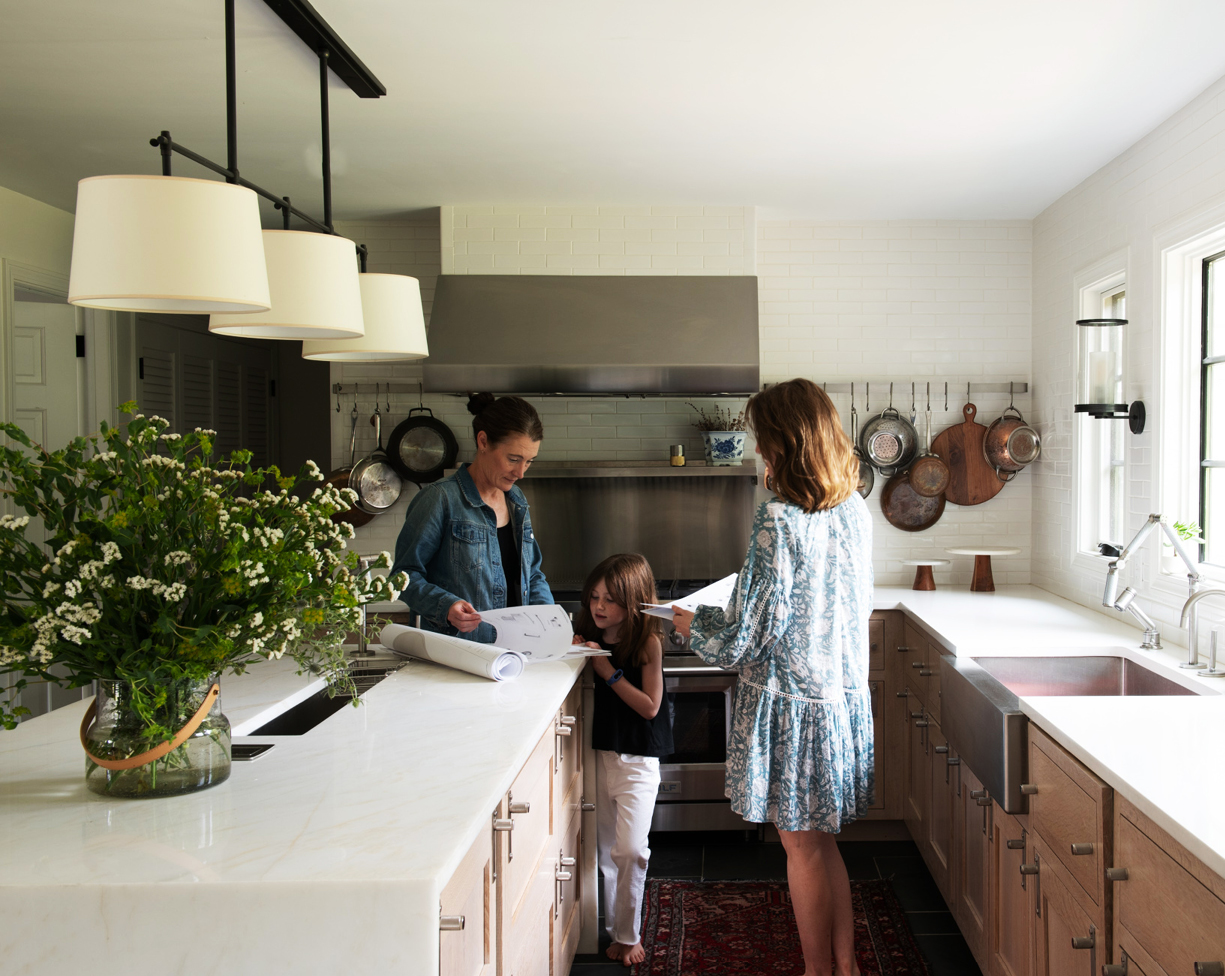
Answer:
[
  {"left": 1173, "top": 520, "right": 1203, "bottom": 543},
  {"left": 0, "top": 405, "right": 407, "bottom": 736}
]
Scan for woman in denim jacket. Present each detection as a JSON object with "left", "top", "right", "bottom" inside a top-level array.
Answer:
[{"left": 390, "top": 394, "right": 553, "bottom": 642}]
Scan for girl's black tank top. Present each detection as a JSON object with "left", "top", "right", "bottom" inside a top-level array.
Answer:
[{"left": 591, "top": 640, "right": 674, "bottom": 758}]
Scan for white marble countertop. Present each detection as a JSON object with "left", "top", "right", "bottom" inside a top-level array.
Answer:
[
  {"left": 875, "top": 585, "right": 1225, "bottom": 879},
  {"left": 0, "top": 651, "right": 583, "bottom": 975}
]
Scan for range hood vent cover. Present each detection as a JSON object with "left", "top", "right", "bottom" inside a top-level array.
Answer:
[{"left": 423, "top": 274, "right": 758, "bottom": 395}]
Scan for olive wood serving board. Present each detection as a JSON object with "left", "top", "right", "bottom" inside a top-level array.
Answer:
[{"left": 929, "top": 402, "right": 1005, "bottom": 507}]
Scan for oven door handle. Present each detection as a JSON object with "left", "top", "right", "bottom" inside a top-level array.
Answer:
[{"left": 663, "top": 667, "right": 739, "bottom": 676}]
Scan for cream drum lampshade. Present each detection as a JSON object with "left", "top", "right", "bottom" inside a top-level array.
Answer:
[
  {"left": 208, "top": 230, "right": 365, "bottom": 340},
  {"left": 67, "top": 175, "right": 270, "bottom": 313},
  {"left": 301, "top": 274, "right": 428, "bottom": 361}
]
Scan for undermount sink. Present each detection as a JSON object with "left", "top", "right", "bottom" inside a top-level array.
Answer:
[
  {"left": 942, "top": 651, "right": 1208, "bottom": 814},
  {"left": 247, "top": 664, "right": 401, "bottom": 736},
  {"left": 969, "top": 655, "right": 1198, "bottom": 698}
]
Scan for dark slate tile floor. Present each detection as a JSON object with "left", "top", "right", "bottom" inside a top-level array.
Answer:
[{"left": 570, "top": 832, "right": 982, "bottom": 976}]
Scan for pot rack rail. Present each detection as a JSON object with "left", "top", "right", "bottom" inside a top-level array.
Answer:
[{"left": 331, "top": 380, "right": 1030, "bottom": 407}]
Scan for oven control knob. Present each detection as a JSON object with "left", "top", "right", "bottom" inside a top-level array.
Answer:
[{"left": 668, "top": 629, "right": 687, "bottom": 648}]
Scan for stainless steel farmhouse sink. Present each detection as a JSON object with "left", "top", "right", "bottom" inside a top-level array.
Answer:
[{"left": 941, "top": 653, "right": 1207, "bottom": 814}]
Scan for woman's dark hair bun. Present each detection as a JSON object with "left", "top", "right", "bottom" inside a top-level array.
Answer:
[{"left": 467, "top": 392, "right": 497, "bottom": 416}]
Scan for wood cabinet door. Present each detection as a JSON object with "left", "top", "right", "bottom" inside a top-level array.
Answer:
[
  {"left": 867, "top": 677, "right": 886, "bottom": 813},
  {"left": 869, "top": 615, "right": 885, "bottom": 671},
  {"left": 499, "top": 731, "right": 556, "bottom": 943},
  {"left": 440, "top": 825, "right": 496, "bottom": 976},
  {"left": 925, "top": 720, "right": 953, "bottom": 896},
  {"left": 990, "top": 805, "right": 1033, "bottom": 976},
  {"left": 553, "top": 680, "right": 583, "bottom": 838},
  {"left": 1032, "top": 837, "right": 1100, "bottom": 976},
  {"left": 903, "top": 706, "right": 928, "bottom": 847},
  {"left": 954, "top": 764, "right": 990, "bottom": 971}
]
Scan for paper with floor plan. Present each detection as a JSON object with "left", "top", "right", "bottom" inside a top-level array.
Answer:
[
  {"left": 477, "top": 604, "right": 575, "bottom": 661},
  {"left": 642, "top": 573, "right": 738, "bottom": 619},
  {"left": 380, "top": 623, "right": 526, "bottom": 681}
]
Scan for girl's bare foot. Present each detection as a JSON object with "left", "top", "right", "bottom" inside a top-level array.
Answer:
[
  {"left": 619, "top": 941, "right": 645, "bottom": 967},
  {"left": 605, "top": 943, "right": 623, "bottom": 962}
]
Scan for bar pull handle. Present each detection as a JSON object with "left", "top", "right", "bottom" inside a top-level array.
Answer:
[
  {"left": 1071, "top": 924, "right": 1096, "bottom": 974},
  {"left": 975, "top": 796, "right": 992, "bottom": 806},
  {"left": 440, "top": 915, "right": 465, "bottom": 931},
  {"left": 1006, "top": 839, "right": 1026, "bottom": 850},
  {"left": 560, "top": 856, "right": 577, "bottom": 867},
  {"left": 1020, "top": 783, "right": 1038, "bottom": 795},
  {"left": 897, "top": 645, "right": 910, "bottom": 652},
  {"left": 915, "top": 719, "right": 929, "bottom": 728},
  {"left": 946, "top": 756, "right": 961, "bottom": 765},
  {"left": 920, "top": 669, "right": 933, "bottom": 676},
  {"left": 1019, "top": 863, "right": 1039, "bottom": 876},
  {"left": 1102, "top": 967, "right": 1126, "bottom": 976},
  {"left": 1072, "top": 935, "right": 1094, "bottom": 950},
  {"left": 912, "top": 661, "right": 927, "bottom": 669},
  {"left": 970, "top": 789, "right": 987, "bottom": 799},
  {"left": 1105, "top": 867, "right": 1129, "bottom": 882},
  {"left": 910, "top": 711, "right": 924, "bottom": 719},
  {"left": 934, "top": 745, "right": 949, "bottom": 754},
  {"left": 896, "top": 690, "right": 909, "bottom": 698},
  {"left": 560, "top": 715, "right": 577, "bottom": 726},
  {"left": 1070, "top": 842, "right": 1093, "bottom": 856},
  {"left": 1194, "top": 964, "right": 1225, "bottom": 976},
  {"left": 555, "top": 869, "right": 573, "bottom": 882},
  {"left": 581, "top": 796, "right": 596, "bottom": 812},
  {"left": 509, "top": 801, "right": 531, "bottom": 814},
  {"left": 555, "top": 724, "right": 573, "bottom": 736},
  {"left": 493, "top": 819, "right": 514, "bottom": 831}
]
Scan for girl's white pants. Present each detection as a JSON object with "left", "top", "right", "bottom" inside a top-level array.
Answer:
[{"left": 596, "top": 750, "right": 661, "bottom": 947}]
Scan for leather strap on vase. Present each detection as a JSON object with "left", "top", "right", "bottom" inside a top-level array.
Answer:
[{"left": 79, "top": 683, "right": 220, "bottom": 771}]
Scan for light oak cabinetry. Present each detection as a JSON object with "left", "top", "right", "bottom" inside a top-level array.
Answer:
[
  {"left": 990, "top": 803, "right": 1032, "bottom": 976},
  {"left": 953, "top": 763, "right": 991, "bottom": 967},
  {"left": 1109, "top": 796, "right": 1225, "bottom": 976},
  {"left": 865, "top": 610, "right": 904, "bottom": 820},
  {"left": 441, "top": 673, "right": 587, "bottom": 976}
]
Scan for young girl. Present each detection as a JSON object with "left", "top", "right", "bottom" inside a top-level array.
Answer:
[{"left": 574, "top": 553, "right": 673, "bottom": 968}]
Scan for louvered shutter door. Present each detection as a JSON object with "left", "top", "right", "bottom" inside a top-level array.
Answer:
[
  {"left": 181, "top": 356, "right": 213, "bottom": 434},
  {"left": 139, "top": 348, "right": 176, "bottom": 430},
  {"left": 244, "top": 366, "right": 270, "bottom": 469},
  {"left": 214, "top": 361, "right": 242, "bottom": 459}
]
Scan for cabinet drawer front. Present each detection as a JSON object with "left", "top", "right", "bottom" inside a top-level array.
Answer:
[
  {"left": 1115, "top": 811, "right": 1225, "bottom": 974},
  {"left": 553, "top": 680, "right": 583, "bottom": 836},
  {"left": 991, "top": 804, "right": 1034, "bottom": 976},
  {"left": 502, "top": 730, "right": 556, "bottom": 920},
  {"left": 1032, "top": 836, "right": 1100, "bottom": 976},
  {"left": 867, "top": 677, "right": 886, "bottom": 812},
  {"left": 504, "top": 865, "right": 555, "bottom": 976},
  {"left": 869, "top": 615, "right": 885, "bottom": 671},
  {"left": 553, "top": 807, "right": 583, "bottom": 972},
  {"left": 440, "top": 829, "right": 494, "bottom": 976},
  {"left": 1027, "top": 726, "right": 1109, "bottom": 910}
]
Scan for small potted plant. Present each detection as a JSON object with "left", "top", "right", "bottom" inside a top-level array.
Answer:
[
  {"left": 688, "top": 403, "right": 748, "bottom": 466},
  {"left": 1160, "top": 519, "right": 1204, "bottom": 574},
  {"left": 0, "top": 404, "right": 407, "bottom": 799}
]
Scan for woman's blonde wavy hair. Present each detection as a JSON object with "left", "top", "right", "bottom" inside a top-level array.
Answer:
[{"left": 747, "top": 378, "right": 860, "bottom": 513}]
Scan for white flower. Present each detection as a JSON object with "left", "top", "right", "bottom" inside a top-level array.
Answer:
[
  {"left": 127, "top": 575, "right": 154, "bottom": 591},
  {"left": 101, "top": 542, "right": 120, "bottom": 564},
  {"left": 0, "top": 514, "right": 31, "bottom": 530},
  {"left": 251, "top": 612, "right": 264, "bottom": 627},
  {"left": 164, "top": 551, "right": 192, "bottom": 567},
  {"left": 305, "top": 460, "right": 323, "bottom": 479},
  {"left": 63, "top": 579, "right": 82, "bottom": 598},
  {"left": 42, "top": 581, "right": 61, "bottom": 598}
]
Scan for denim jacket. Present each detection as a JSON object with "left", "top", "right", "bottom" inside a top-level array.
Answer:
[{"left": 390, "top": 464, "right": 553, "bottom": 643}]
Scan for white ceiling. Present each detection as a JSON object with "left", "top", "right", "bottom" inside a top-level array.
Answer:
[{"left": 4, "top": 0, "right": 1225, "bottom": 222}]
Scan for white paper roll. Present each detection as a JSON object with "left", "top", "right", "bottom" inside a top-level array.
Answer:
[{"left": 380, "top": 624, "right": 525, "bottom": 681}]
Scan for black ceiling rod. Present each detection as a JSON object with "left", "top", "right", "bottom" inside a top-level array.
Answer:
[
  {"left": 320, "top": 49, "right": 333, "bottom": 232},
  {"left": 260, "top": 0, "right": 386, "bottom": 99},
  {"left": 225, "top": 0, "right": 238, "bottom": 184}
]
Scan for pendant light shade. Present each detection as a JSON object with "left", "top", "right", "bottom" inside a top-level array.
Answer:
[
  {"left": 209, "top": 230, "right": 365, "bottom": 340},
  {"left": 68, "top": 175, "right": 270, "bottom": 313},
  {"left": 301, "top": 274, "right": 428, "bottom": 361}
]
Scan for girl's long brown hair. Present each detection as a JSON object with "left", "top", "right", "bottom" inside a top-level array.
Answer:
[
  {"left": 574, "top": 553, "right": 660, "bottom": 667},
  {"left": 747, "top": 378, "right": 860, "bottom": 513}
]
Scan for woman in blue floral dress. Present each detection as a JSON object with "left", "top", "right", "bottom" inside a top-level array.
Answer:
[{"left": 673, "top": 378, "right": 873, "bottom": 976}]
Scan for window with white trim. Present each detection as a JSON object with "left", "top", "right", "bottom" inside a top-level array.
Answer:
[
  {"left": 1077, "top": 276, "right": 1126, "bottom": 554},
  {"left": 1200, "top": 252, "right": 1225, "bottom": 566}
]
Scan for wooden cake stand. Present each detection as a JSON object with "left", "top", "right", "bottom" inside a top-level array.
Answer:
[
  {"left": 901, "top": 558, "right": 952, "bottom": 591},
  {"left": 945, "top": 547, "right": 1022, "bottom": 593}
]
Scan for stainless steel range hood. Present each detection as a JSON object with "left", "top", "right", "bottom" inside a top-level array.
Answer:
[{"left": 423, "top": 274, "right": 759, "bottom": 395}]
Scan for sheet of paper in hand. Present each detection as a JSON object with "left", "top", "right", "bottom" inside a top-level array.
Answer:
[
  {"left": 642, "top": 573, "right": 738, "bottom": 619},
  {"left": 477, "top": 605, "right": 575, "bottom": 661}
]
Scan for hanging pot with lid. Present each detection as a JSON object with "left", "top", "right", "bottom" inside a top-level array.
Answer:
[
  {"left": 350, "top": 412, "right": 403, "bottom": 515},
  {"left": 983, "top": 405, "right": 1041, "bottom": 482}
]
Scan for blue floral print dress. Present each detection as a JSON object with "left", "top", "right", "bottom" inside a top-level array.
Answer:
[{"left": 690, "top": 494, "right": 875, "bottom": 832}]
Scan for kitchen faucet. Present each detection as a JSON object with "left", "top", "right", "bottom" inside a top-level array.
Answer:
[
  {"left": 1179, "top": 589, "right": 1225, "bottom": 678},
  {"left": 352, "top": 555, "right": 382, "bottom": 658},
  {"left": 1100, "top": 514, "right": 1200, "bottom": 660}
]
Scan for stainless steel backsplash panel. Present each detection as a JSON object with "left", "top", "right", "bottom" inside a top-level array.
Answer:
[{"left": 519, "top": 475, "right": 756, "bottom": 585}]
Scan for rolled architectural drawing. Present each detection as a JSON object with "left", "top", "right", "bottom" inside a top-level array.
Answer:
[{"left": 380, "top": 623, "right": 526, "bottom": 681}]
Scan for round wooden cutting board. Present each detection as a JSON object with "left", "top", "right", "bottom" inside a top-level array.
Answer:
[{"left": 929, "top": 402, "right": 1005, "bottom": 507}]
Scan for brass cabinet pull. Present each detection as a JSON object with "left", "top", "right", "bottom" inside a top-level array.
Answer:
[
  {"left": 509, "top": 801, "right": 531, "bottom": 814},
  {"left": 1070, "top": 842, "right": 1093, "bottom": 855},
  {"left": 1071, "top": 934, "right": 1094, "bottom": 950},
  {"left": 1105, "top": 867, "right": 1129, "bottom": 882},
  {"left": 440, "top": 915, "right": 465, "bottom": 931},
  {"left": 1020, "top": 783, "right": 1038, "bottom": 795},
  {"left": 1019, "top": 863, "right": 1039, "bottom": 876}
]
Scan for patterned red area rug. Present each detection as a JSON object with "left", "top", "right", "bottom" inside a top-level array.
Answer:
[{"left": 635, "top": 879, "right": 930, "bottom": 975}]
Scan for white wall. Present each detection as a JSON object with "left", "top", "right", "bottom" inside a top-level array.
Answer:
[
  {"left": 1031, "top": 73, "right": 1225, "bottom": 651},
  {"left": 757, "top": 220, "right": 1033, "bottom": 586},
  {"left": 337, "top": 209, "right": 1035, "bottom": 587}
]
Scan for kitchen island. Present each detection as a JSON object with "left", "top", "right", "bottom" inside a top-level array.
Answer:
[{"left": 0, "top": 652, "right": 585, "bottom": 976}]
